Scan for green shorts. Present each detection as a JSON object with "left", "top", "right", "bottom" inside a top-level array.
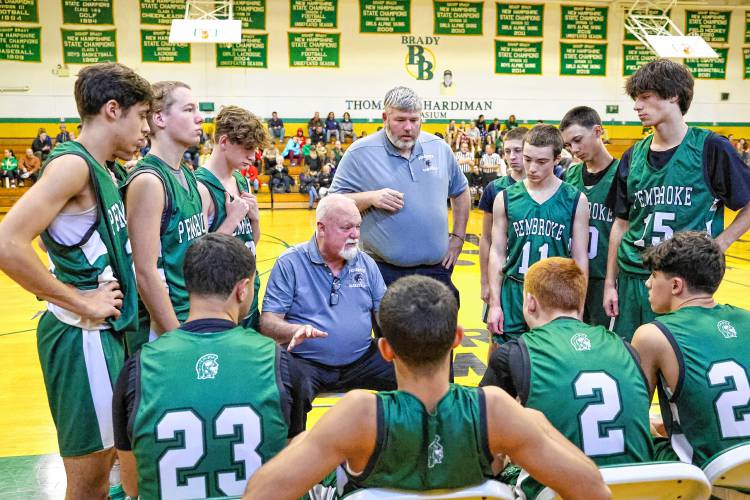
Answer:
[
  {"left": 493, "top": 277, "right": 527, "bottom": 345},
  {"left": 613, "top": 272, "right": 656, "bottom": 342},
  {"left": 584, "top": 278, "right": 613, "bottom": 329},
  {"left": 37, "top": 311, "right": 125, "bottom": 457}
]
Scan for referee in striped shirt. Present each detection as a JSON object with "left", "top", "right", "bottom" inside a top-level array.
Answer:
[
  {"left": 454, "top": 140, "right": 475, "bottom": 181},
  {"left": 479, "top": 143, "right": 506, "bottom": 185}
]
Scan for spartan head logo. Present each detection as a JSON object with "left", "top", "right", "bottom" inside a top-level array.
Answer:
[
  {"left": 427, "top": 435, "right": 444, "bottom": 469},
  {"left": 570, "top": 332, "right": 592, "bottom": 352},
  {"left": 195, "top": 354, "right": 219, "bottom": 380},
  {"left": 717, "top": 320, "right": 737, "bottom": 339}
]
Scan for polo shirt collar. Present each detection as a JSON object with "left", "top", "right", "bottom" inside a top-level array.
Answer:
[
  {"left": 304, "top": 234, "right": 360, "bottom": 272},
  {"left": 381, "top": 130, "right": 424, "bottom": 161}
]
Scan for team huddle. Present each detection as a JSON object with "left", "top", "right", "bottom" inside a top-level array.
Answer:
[{"left": 0, "top": 57, "right": 749, "bottom": 499}]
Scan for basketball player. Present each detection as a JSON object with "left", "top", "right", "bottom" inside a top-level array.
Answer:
[
  {"left": 561, "top": 106, "right": 618, "bottom": 327},
  {"left": 113, "top": 233, "right": 304, "bottom": 499},
  {"left": 125, "top": 81, "right": 207, "bottom": 348},
  {"left": 632, "top": 232, "right": 750, "bottom": 467},
  {"left": 244, "top": 276, "right": 610, "bottom": 500},
  {"left": 195, "top": 105, "right": 266, "bottom": 330},
  {"left": 0, "top": 63, "right": 151, "bottom": 498},
  {"left": 604, "top": 59, "right": 750, "bottom": 340},
  {"left": 481, "top": 258, "right": 653, "bottom": 499},
  {"left": 486, "top": 124, "right": 589, "bottom": 345}
]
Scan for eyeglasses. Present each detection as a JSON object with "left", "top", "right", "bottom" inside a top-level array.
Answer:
[{"left": 329, "top": 277, "right": 341, "bottom": 306}]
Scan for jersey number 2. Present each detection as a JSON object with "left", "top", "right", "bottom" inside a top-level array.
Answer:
[
  {"left": 708, "top": 361, "right": 750, "bottom": 439},
  {"left": 157, "top": 406, "right": 262, "bottom": 499},
  {"left": 574, "top": 372, "right": 625, "bottom": 456}
]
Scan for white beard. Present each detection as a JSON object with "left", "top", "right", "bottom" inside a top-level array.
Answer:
[{"left": 339, "top": 245, "right": 359, "bottom": 261}]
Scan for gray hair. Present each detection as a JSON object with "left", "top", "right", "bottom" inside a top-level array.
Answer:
[
  {"left": 384, "top": 86, "right": 422, "bottom": 113},
  {"left": 315, "top": 193, "right": 356, "bottom": 223}
]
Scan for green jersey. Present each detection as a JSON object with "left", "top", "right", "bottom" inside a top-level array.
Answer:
[
  {"left": 126, "top": 155, "right": 206, "bottom": 322},
  {"left": 40, "top": 141, "right": 137, "bottom": 333},
  {"left": 131, "top": 326, "right": 288, "bottom": 499},
  {"left": 346, "top": 385, "right": 493, "bottom": 492},
  {"left": 653, "top": 304, "right": 750, "bottom": 467},
  {"left": 564, "top": 161, "right": 617, "bottom": 279},
  {"left": 518, "top": 317, "right": 653, "bottom": 498},
  {"left": 195, "top": 168, "right": 261, "bottom": 329},
  {"left": 503, "top": 180, "right": 581, "bottom": 280},
  {"left": 619, "top": 128, "right": 723, "bottom": 277}
]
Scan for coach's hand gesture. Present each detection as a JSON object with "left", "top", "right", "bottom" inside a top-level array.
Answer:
[{"left": 287, "top": 324, "right": 328, "bottom": 351}]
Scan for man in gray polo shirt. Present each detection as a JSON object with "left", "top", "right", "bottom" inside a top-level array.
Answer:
[
  {"left": 330, "top": 86, "right": 470, "bottom": 303},
  {"left": 261, "top": 194, "right": 395, "bottom": 419}
]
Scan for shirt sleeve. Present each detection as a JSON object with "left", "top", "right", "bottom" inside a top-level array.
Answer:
[
  {"left": 606, "top": 147, "right": 633, "bottom": 219},
  {"left": 447, "top": 145, "right": 469, "bottom": 197},
  {"left": 479, "top": 340, "right": 529, "bottom": 403},
  {"left": 478, "top": 183, "right": 496, "bottom": 213},
  {"left": 113, "top": 354, "right": 138, "bottom": 451},
  {"left": 261, "top": 256, "right": 296, "bottom": 314},
  {"left": 330, "top": 149, "right": 362, "bottom": 194},
  {"left": 703, "top": 134, "right": 750, "bottom": 211}
]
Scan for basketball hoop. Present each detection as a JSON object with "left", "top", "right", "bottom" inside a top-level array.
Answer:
[{"left": 169, "top": 0, "right": 241, "bottom": 44}]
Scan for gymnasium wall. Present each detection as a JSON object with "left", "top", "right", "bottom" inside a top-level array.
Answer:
[{"left": 1, "top": 0, "right": 749, "bottom": 139}]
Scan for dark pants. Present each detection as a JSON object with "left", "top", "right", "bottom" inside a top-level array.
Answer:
[
  {"left": 293, "top": 340, "right": 396, "bottom": 423},
  {"left": 376, "top": 261, "right": 460, "bottom": 306}
]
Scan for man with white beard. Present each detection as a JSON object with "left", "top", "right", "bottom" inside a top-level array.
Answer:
[
  {"left": 331, "top": 86, "right": 470, "bottom": 304},
  {"left": 261, "top": 194, "right": 395, "bottom": 421}
]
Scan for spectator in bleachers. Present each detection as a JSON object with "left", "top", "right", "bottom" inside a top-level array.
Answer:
[
  {"left": 1, "top": 149, "right": 19, "bottom": 188},
  {"left": 467, "top": 164, "right": 484, "bottom": 207},
  {"left": 466, "top": 122, "right": 481, "bottom": 150},
  {"left": 299, "top": 166, "right": 321, "bottom": 209},
  {"left": 488, "top": 117, "right": 501, "bottom": 134},
  {"left": 308, "top": 112, "right": 323, "bottom": 138},
  {"left": 324, "top": 112, "right": 340, "bottom": 143},
  {"left": 318, "top": 163, "right": 333, "bottom": 197},
  {"left": 479, "top": 143, "right": 505, "bottom": 185},
  {"left": 340, "top": 112, "right": 356, "bottom": 142},
  {"left": 281, "top": 135, "right": 303, "bottom": 167},
  {"left": 445, "top": 119, "right": 457, "bottom": 146},
  {"left": 269, "top": 161, "right": 293, "bottom": 193},
  {"left": 504, "top": 114, "right": 518, "bottom": 131},
  {"left": 31, "top": 128, "right": 52, "bottom": 161},
  {"left": 262, "top": 143, "right": 280, "bottom": 173},
  {"left": 454, "top": 141, "right": 475, "bottom": 178},
  {"left": 55, "top": 124, "right": 71, "bottom": 146},
  {"left": 305, "top": 148, "right": 323, "bottom": 173},
  {"left": 310, "top": 125, "right": 326, "bottom": 145},
  {"left": 737, "top": 138, "right": 750, "bottom": 165},
  {"left": 329, "top": 143, "right": 343, "bottom": 167},
  {"left": 268, "top": 111, "right": 285, "bottom": 144},
  {"left": 241, "top": 163, "right": 260, "bottom": 193},
  {"left": 19, "top": 148, "right": 41, "bottom": 183},
  {"left": 475, "top": 114, "right": 487, "bottom": 138}
]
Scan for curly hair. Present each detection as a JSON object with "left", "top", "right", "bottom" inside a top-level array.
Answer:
[
  {"left": 214, "top": 105, "right": 270, "bottom": 151},
  {"left": 642, "top": 231, "right": 724, "bottom": 294}
]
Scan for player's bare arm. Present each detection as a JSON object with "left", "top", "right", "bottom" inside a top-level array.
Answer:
[
  {"left": 479, "top": 212, "right": 494, "bottom": 303},
  {"left": 443, "top": 189, "right": 470, "bottom": 268},
  {"left": 603, "top": 217, "right": 627, "bottom": 317},
  {"left": 126, "top": 172, "right": 179, "bottom": 334},
  {"left": 484, "top": 387, "right": 610, "bottom": 500},
  {"left": 716, "top": 201, "right": 750, "bottom": 253},
  {"left": 487, "top": 194, "right": 508, "bottom": 335},
  {"left": 571, "top": 193, "right": 591, "bottom": 281},
  {"left": 0, "top": 155, "right": 122, "bottom": 322},
  {"left": 244, "top": 390, "right": 377, "bottom": 500},
  {"left": 631, "top": 323, "right": 679, "bottom": 396}
]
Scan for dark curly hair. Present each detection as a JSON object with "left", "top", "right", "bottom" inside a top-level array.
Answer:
[{"left": 642, "top": 231, "right": 724, "bottom": 294}]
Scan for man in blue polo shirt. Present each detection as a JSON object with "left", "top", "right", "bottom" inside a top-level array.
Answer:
[
  {"left": 330, "top": 86, "right": 470, "bottom": 303},
  {"left": 260, "top": 194, "right": 395, "bottom": 418}
]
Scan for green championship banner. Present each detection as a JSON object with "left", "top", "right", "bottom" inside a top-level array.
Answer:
[
  {"left": 62, "top": 0, "right": 113, "bottom": 25},
  {"left": 62, "top": 28, "right": 116, "bottom": 63},
  {"left": 561, "top": 5, "right": 607, "bottom": 40},
  {"left": 140, "top": 0, "right": 184, "bottom": 26},
  {"left": 235, "top": 0, "right": 265, "bottom": 30},
  {"left": 0, "top": 0, "right": 39, "bottom": 23},
  {"left": 360, "top": 0, "right": 410, "bottom": 33},
  {"left": 141, "top": 29, "right": 190, "bottom": 63},
  {"left": 290, "top": 0, "right": 337, "bottom": 29},
  {"left": 289, "top": 32, "right": 339, "bottom": 67},
  {"left": 216, "top": 33, "right": 267, "bottom": 68},
  {"left": 624, "top": 8, "right": 669, "bottom": 41},
  {"left": 434, "top": 1, "right": 482, "bottom": 36},
  {"left": 745, "top": 11, "right": 750, "bottom": 44},
  {"left": 685, "top": 10, "right": 730, "bottom": 44},
  {"left": 496, "top": 3, "right": 543, "bottom": 38},
  {"left": 622, "top": 43, "right": 656, "bottom": 76},
  {"left": 0, "top": 27, "right": 41, "bottom": 62},
  {"left": 560, "top": 42, "right": 606, "bottom": 76},
  {"left": 495, "top": 39, "right": 542, "bottom": 74},
  {"left": 744, "top": 47, "right": 750, "bottom": 79},
  {"left": 685, "top": 47, "right": 728, "bottom": 79}
]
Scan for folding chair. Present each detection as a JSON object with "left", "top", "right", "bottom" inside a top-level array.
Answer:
[{"left": 345, "top": 479, "right": 514, "bottom": 500}]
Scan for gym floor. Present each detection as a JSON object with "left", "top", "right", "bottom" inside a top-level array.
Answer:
[{"left": 0, "top": 208, "right": 748, "bottom": 498}]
